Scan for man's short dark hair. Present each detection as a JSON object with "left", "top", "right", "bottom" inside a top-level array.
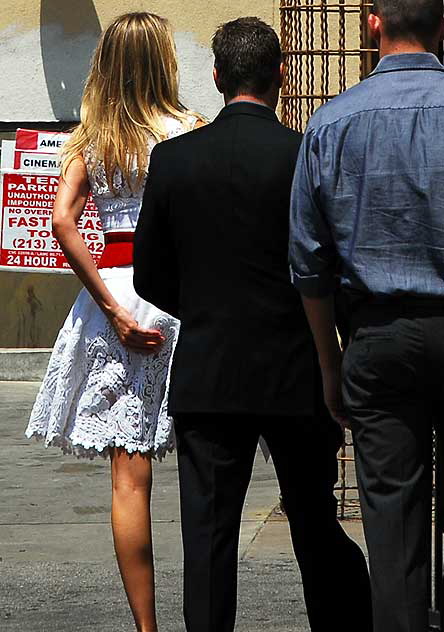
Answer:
[
  {"left": 212, "top": 17, "right": 282, "bottom": 99},
  {"left": 373, "top": 0, "right": 443, "bottom": 46}
]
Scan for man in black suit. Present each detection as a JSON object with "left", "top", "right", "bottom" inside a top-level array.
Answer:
[{"left": 134, "top": 17, "right": 371, "bottom": 632}]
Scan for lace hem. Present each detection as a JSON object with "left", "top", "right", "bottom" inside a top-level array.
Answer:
[
  {"left": 26, "top": 428, "right": 175, "bottom": 461},
  {"left": 25, "top": 280, "right": 179, "bottom": 461}
]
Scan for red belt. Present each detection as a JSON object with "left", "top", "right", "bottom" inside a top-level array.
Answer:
[{"left": 98, "top": 232, "right": 134, "bottom": 269}]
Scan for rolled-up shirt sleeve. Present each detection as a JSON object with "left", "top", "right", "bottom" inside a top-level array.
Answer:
[{"left": 289, "top": 128, "right": 337, "bottom": 298}]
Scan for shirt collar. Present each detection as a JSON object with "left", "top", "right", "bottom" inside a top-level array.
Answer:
[
  {"left": 370, "top": 52, "right": 444, "bottom": 77},
  {"left": 226, "top": 99, "right": 274, "bottom": 112},
  {"left": 215, "top": 101, "right": 278, "bottom": 123}
]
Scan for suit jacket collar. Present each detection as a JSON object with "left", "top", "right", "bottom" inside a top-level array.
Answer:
[{"left": 215, "top": 101, "right": 279, "bottom": 123}]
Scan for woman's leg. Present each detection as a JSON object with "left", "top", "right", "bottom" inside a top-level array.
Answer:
[{"left": 110, "top": 447, "right": 157, "bottom": 632}]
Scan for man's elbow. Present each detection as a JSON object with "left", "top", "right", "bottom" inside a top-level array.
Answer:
[{"left": 291, "top": 268, "right": 336, "bottom": 299}]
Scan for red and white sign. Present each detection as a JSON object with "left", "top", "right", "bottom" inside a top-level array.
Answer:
[
  {"left": 15, "top": 129, "right": 70, "bottom": 153},
  {"left": 13, "top": 129, "right": 66, "bottom": 174},
  {"left": 0, "top": 129, "right": 104, "bottom": 273},
  {"left": 14, "top": 152, "right": 61, "bottom": 171},
  {"left": 0, "top": 173, "right": 103, "bottom": 271}
]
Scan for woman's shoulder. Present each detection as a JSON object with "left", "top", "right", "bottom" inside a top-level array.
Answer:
[{"left": 162, "top": 113, "right": 204, "bottom": 139}]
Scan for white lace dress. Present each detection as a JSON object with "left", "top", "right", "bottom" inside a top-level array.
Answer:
[{"left": 25, "top": 116, "right": 195, "bottom": 459}]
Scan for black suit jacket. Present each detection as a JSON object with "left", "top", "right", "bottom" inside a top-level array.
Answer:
[{"left": 134, "top": 102, "right": 317, "bottom": 416}]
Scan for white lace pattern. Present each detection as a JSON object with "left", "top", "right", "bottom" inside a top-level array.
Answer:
[
  {"left": 25, "top": 114, "right": 195, "bottom": 459},
  {"left": 26, "top": 273, "right": 179, "bottom": 460}
]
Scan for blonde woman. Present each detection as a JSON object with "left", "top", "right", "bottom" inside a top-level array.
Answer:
[{"left": 26, "top": 13, "right": 203, "bottom": 632}]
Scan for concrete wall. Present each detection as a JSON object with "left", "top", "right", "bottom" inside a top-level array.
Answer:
[{"left": 0, "top": 0, "right": 279, "bottom": 348}]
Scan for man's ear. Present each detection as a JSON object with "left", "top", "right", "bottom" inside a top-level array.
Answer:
[
  {"left": 213, "top": 67, "right": 223, "bottom": 94},
  {"left": 368, "top": 13, "right": 382, "bottom": 43},
  {"left": 278, "top": 62, "right": 284, "bottom": 88}
]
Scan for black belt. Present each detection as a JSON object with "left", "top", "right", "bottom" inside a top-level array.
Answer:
[
  {"left": 347, "top": 290, "right": 444, "bottom": 313},
  {"left": 347, "top": 294, "right": 444, "bottom": 333}
]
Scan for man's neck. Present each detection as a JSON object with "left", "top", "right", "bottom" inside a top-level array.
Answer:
[
  {"left": 226, "top": 94, "right": 276, "bottom": 111},
  {"left": 379, "top": 38, "right": 433, "bottom": 59}
]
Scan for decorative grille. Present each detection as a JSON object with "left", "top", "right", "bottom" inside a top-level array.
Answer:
[
  {"left": 280, "top": 2, "right": 444, "bottom": 528},
  {"left": 280, "top": 1, "right": 378, "bottom": 519},
  {"left": 280, "top": 1, "right": 378, "bottom": 131}
]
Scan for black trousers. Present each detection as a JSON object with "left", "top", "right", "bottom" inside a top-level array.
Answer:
[
  {"left": 343, "top": 303, "right": 444, "bottom": 632},
  {"left": 174, "top": 413, "right": 372, "bottom": 632}
]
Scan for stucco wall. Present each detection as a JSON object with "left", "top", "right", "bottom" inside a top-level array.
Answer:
[
  {"left": 1, "top": 0, "right": 279, "bottom": 122},
  {"left": 0, "top": 0, "right": 279, "bottom": 348},
  {"left": 0, "top": 272, "right": 81, "bottom": 348}
]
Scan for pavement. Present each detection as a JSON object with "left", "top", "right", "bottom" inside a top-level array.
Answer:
[{"left": 0, "top": 381, "right": 367, "bottom": 632}]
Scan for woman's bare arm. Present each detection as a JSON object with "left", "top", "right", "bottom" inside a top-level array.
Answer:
[{"left": 53, "top": 158, "right": 164, "bottom": 353}]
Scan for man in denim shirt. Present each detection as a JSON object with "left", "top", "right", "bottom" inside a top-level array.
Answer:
[{"left": 290, "top": 1, "right": 444, "bottom": 630}]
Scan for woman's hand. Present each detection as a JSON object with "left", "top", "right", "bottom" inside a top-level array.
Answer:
[{"left": 108, "top": 306, "right": 165, "bottom": 354}]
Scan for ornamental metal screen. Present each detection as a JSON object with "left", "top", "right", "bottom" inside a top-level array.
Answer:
[
  {"left": 280, "top": 2, "right": 444, "bottom": 526},
  {"left": 280, "top": 0, "right": 378, "bottom": 519},
  {"left": 280, "top": 0, "right": 378, "bottom": 131}
]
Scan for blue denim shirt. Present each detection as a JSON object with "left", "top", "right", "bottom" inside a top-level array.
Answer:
[{"left": 289, "top": 53, "right": 444, "bottom": 298}]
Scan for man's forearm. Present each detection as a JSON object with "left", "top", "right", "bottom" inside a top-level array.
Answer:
[{"left": 302, "top": 294, "right": 342, "bottom": 370}]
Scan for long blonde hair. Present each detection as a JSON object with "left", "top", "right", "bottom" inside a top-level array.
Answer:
[{"left": 62, "top": 12, "right": 197, "bottom": 190}]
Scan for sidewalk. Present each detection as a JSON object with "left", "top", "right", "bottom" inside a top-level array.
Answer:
[{"left": 0, "top": 382, "right": 366, "bottom": 631}]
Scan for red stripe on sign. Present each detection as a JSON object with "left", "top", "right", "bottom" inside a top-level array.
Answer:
[
  {"left": 13, "top": 152, "right": 21, "bottom": 169},
  {"left": 16, "top": 129, "right": 39, "bottom": 151}
]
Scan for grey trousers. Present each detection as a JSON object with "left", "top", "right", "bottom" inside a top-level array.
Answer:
[{"left": 343, "top": 302, "right": 444, "bottom": 632}]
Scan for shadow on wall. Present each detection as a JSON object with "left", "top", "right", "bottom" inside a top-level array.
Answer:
[{"left": 40, "top": 0, "right": 102, "bottom": 121}]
